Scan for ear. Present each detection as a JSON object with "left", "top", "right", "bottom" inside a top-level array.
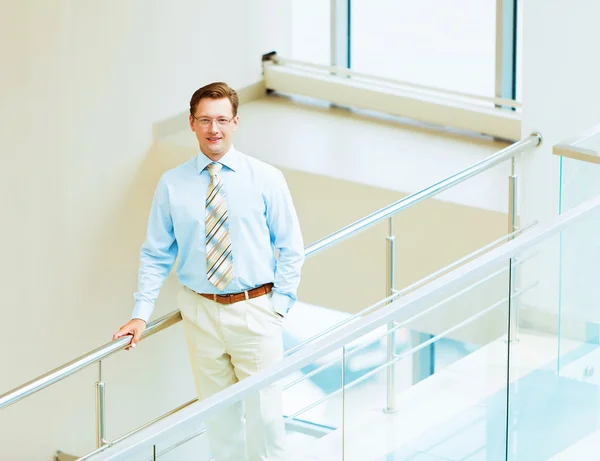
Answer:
[
  {"left": 231, "top": 115, "right": 240, "bottom": 132},
  {"left": 189, "top": 114, "right": 195, "bottom": 131}
]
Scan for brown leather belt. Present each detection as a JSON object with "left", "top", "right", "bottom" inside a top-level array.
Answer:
[{"left": 192, "top": 283, "right": 274, "bottom": 305}]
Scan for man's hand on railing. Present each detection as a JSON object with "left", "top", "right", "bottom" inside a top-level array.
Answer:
[{"left": 113, "top": 319, "right": 147, "bottom": 351}]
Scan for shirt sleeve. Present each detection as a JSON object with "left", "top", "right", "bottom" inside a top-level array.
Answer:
[
  {"left": 264, "top": 169, "right": 305, "bottom": 316},
  {"left": 131, "top": 178, "right": 178, "bottom": 323}
]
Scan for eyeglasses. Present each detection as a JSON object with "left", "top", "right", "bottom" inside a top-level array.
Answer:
[{"left": 193, "top": 116, "right": 235, "bottom": 127}]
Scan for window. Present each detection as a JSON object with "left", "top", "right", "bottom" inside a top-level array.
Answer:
[
  {"left": 291, "top": 0, "right": 331, "bottom": 65},
  {"left": 291, "top": 0, "right": 520, "bottom": 102},
  {"left": 351, "top": 0, "right": 497, "bottom": 97}
]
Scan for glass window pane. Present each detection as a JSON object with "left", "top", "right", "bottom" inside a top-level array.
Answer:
[
  {"left": 292, "top": 0, "right": 331, "bottom": 65},
  {"left": 351, "top": 0, "right": 496, "bottom": 97}
]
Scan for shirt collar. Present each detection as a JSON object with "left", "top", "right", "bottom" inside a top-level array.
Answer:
[{"left": 196, "top": 145, "right": 240, "bottom": 174}]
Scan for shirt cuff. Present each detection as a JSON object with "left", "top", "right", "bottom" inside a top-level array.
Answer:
[
  {"left": 270, "top": 291, "right": 295, "bottom": 317},
  {"left": 131, "top": 300, "right": 153, "bottom": 324}
]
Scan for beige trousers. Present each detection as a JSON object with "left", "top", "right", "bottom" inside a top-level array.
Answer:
[{"left": 178, "top": 286, "right": 286, "bottom": 461}]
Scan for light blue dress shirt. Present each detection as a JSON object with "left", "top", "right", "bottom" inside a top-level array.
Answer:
[{"left": 131, "top": 146, "right": 305, "bottom": 323}]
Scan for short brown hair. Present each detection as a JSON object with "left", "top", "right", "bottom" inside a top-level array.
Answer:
[{"left": 189, "top": 82, "right": 239, "bottom": 117}]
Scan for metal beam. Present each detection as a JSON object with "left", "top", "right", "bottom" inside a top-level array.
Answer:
[
  {"left": 496, "top": 0, "right": 518, "bottom": 102},
  {"left": 331, "top": 0, "right": 351, "bottom": 69}
]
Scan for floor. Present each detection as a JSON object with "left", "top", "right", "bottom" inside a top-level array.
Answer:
[
  {"left": 378, "top": 367, "right": 600, "bottom": 461},
  {"left": 286, "top": 332, "right": 592, "bottom": 461}
]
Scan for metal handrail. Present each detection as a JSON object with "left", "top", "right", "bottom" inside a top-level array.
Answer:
[
  {"left": 284, "top": 221, "right": 536, "bottom": 358},
  {"left": 73, "top": 224, "right": 536, "bottom": 460},
  {"left": 75, "top": 398, "right": 200, "bottom": 461},
  {"left": 0, "top": 311, "right": 181, "bottom": 410},
  {"left": 80, "top": 192, "right": 600, "bottom": 461},
  {"left": 305, "top": 133, "right": 542, "bottom": 257},
  {"left": 0, "top": 133, "right": 542, "bottom": 412},
  {"left": 283, "top": 282, "right": 536, "bottom": 424},
  {"left": 282, "top": 258, "right": 530, "bottom": 393}
]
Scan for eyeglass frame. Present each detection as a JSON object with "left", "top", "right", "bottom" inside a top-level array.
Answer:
[{"left": 192, "top": 115, "right": 237, "bottom": 127}]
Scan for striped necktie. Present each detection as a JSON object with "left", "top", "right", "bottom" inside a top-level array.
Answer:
[{"left": 205, "top": 162, "right": 234, "bottom": 291}]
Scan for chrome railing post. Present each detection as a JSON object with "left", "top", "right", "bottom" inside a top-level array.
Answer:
[
  {"left": 384, "top": 218, "right": 398, "bottom": 413},
  {"left": 96, "top": 361, "right": 107, "bottom": 448},
  {"left": 341, "top": 345, "right": 346, "bottom": 460},
  {"left": 508, "top": 157, "right": 520, "bottom": 343}
]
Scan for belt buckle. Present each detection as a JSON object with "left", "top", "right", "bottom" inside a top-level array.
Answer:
[{"left": 244, "top": 290, "right": 250, "bottom": 301}]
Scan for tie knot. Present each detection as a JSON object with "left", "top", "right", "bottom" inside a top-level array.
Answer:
[{"left": 206, "top": 162, "right": 223, "bottom": 178}]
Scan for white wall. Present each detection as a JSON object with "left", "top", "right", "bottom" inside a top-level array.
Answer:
[
  {"left": 0, "top": 1, "right": 291, "bottom": 459},
  {"left": 518, "top": 0, "right": 600, "bottom": 329}
]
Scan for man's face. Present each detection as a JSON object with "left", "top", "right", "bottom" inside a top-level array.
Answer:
[{"left": 189, "top": 97, "right": 239, "bottom": 159}]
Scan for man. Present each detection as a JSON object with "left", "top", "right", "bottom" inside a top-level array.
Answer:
[{"left": 113, "top": 82, "right": 305, "bottom": 461}]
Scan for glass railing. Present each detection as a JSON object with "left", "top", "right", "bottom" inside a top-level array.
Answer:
[
  {"left": 80, "top": 188, "right": 600, "bottom": 461},
  {"left": 549, "top": 127, "right": 600, "bottom": 460},
  {"left": 0, "top": 134, "right": 542, "bottom": 461},
  {"left": 555, "top": 123, "right": 600, "bottom": 213},
  {"left": 559, "top": 154, "right": 600, "bottom": 214},
  {"left": 549, "top": 127, "right": 600, "bottom": 458},
  {"left": 505, "top": 196, "right": 600, "bottom": 461}
]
